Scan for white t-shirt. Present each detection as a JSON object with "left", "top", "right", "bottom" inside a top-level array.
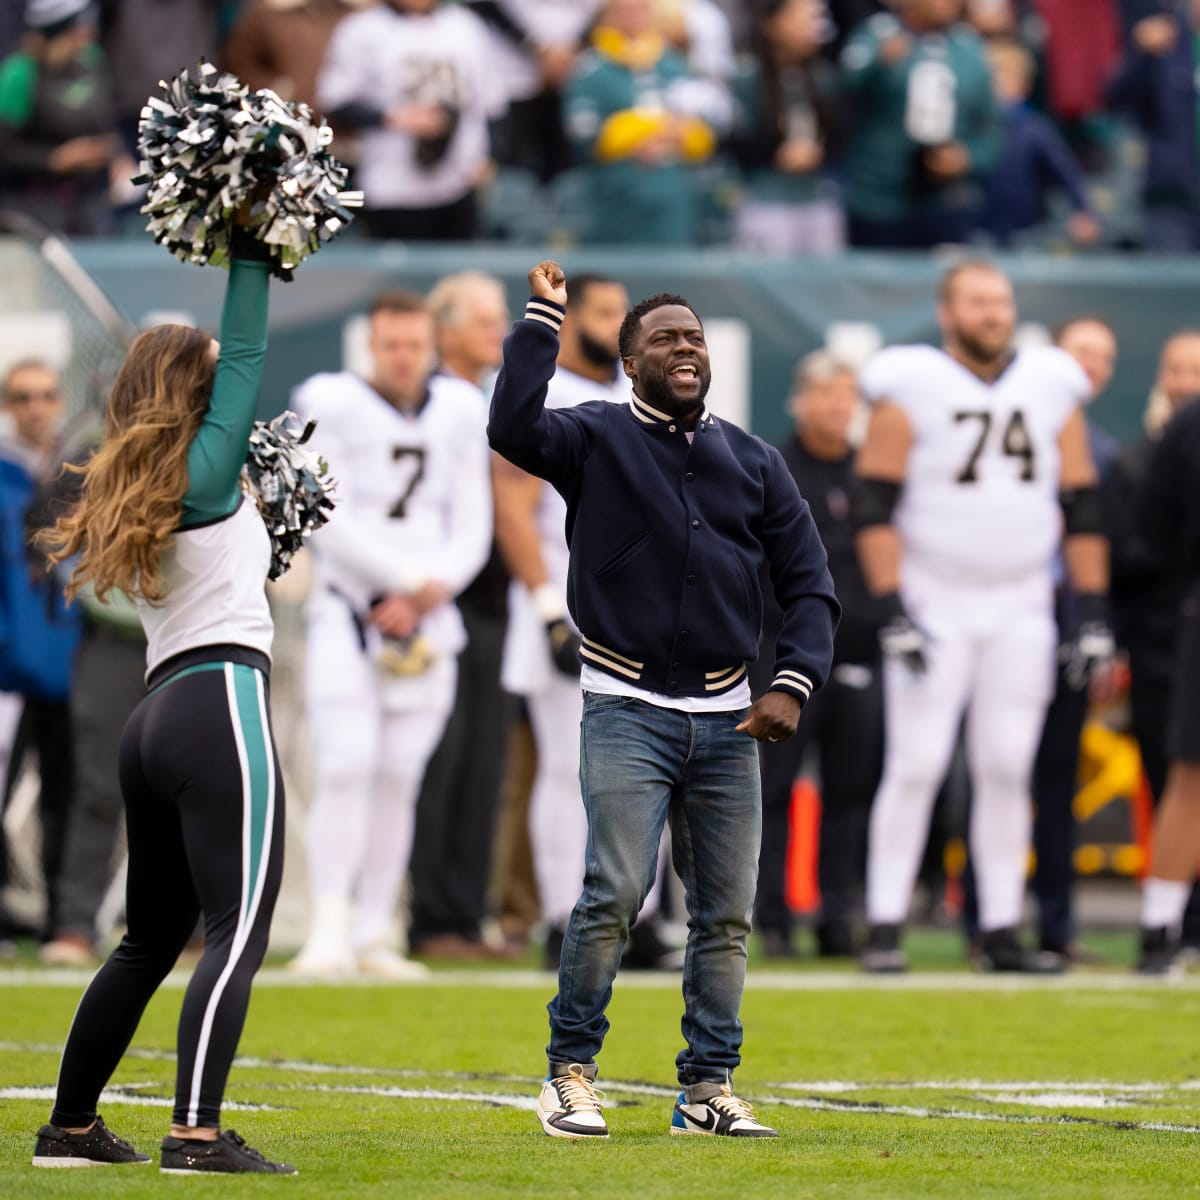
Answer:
[
  {"left": 139, "top": 498, "right": 273, "bottom": 677},
  {"left": 317, "top": 5, "right": 505, "bottom": 208},
  {"left": 859, "top": 344, "right": 1091, "bottom": 586},
  {"left": 478, "top": 0, "right": 602, "bottom": 104},
  {"left": 294, "top": 370, "right": 492, "bottom": 660}
]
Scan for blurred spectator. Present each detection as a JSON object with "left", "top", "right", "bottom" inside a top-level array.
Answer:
[
  {"left": 1103, "top": 331, "right": 1200, "bottom": 811},
  {"left": 0, "top": 360, "right": 78, "bottom": 942},
  {"left": 222, "top": 0, "right": 369, "bottom": 110},
  {"left": 1107, "top": 0, "right": 1200, "bottom": 252},
  {"left": 841, "top": 0, "right": 1000, "bottom": 248},
  {"left": 729, "top": 0, "right": 845, "bottom": 253},
  {"left": 99, "top": 0, "right": 221, "bottom": 155},
  {"left": 409, "top": 271, "right": 514, "bottom": 961},
  {"left": 821, "top": 0, "right": 888, "bottom": 58},
  {"left": 0, "top": 0, "right": 131, "bottom": 236},
  {"left": 656, "top": 0, "right": 738, "bottom": 86},
  {"left": 36, "top": 437, "right": 146, "bottom": 967},
  {"left": 562, "top": 0, "right": 720, "bottom": 244},
  {"left": 979, "top": 38, "right": 1099, "bottom": 246},
  {"left": 965, "top": 0, "right": 1020, "bottom": 36},
  {"left": 316, "top": 0, "right": 503, "bottom": 240},
  {"left": 750, "top": 352, "right": 886, "bottom": 958},
  {"left": 464, "top": 0, "right": 600, "bottom": 182}
]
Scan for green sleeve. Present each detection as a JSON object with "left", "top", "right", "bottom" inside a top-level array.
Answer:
[
  {"left": 958, "top": 43, "right": 1001, "bottom": 177},
  {"left": 0, "top": 54, "right": 37, "bottom": 127},
  {"left": 181, "top": 259, "right": 272, "bottom": 524}
]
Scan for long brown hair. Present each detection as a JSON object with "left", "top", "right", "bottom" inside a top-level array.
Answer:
[{"left": 44, "top": 324, "right": 217, "bottom": 603}]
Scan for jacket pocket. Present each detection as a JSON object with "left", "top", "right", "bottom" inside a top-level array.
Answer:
[{"left": 593, "top": 529, "right": 652, "bottom": 579}]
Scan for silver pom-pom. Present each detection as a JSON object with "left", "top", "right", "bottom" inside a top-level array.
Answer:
[
  {"left": 136, "top": 63, "right": 362, "bottom": 277},
  {"left": 241, "top": 412, "right": 337, "bottom": 580}
]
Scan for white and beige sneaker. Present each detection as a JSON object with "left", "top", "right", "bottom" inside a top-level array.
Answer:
[
  {"left": 355, "top": 944, "right": 431, "bottom": 980},
  {"left": 671, "top": 1081, "right": 778, "bottom": 1138},
  {"left": 537, "top": 1063, "right": 609, "bottom": 1139}
]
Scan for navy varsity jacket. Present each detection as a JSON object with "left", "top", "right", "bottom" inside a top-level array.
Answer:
[{"left": 487, "top": 298, "right": 839, "bottom": 705}]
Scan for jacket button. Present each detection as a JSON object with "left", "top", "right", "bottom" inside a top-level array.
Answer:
[
  {"left": 685, "top": 471, "right": 695, "bottom": 481},
  {"left": 669, "top": 424, "right": 677, "bottom": 433},
  {"left": 691, "top": 519, "right": 700, "bottom": 528},
  {"left": 672, "top": 661, "right": 680, "bottom": 670},
  {"left": 679, "top": 630, "right": 690, "bottom": 640},
  {"left": 687, "top": 573, "right": 696, "bottom": 584}
]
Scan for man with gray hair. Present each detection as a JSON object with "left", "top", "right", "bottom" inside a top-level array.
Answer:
[
  {"left": 750, "top": 349, "right": 887, "bottom": 959},
  {"left": 409, "top": 270, "right": 514, "bottom": 960}
]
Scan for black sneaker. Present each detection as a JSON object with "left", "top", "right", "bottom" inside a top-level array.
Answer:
[
  {"left": 32, "top": 1115, "right": 151, "bottom": 1168},
  {"left": 861, "top": 923, "right": 907, "bottom": 973},
  {"left": 978, "top": 927, "right": 1065, "bottom": 974},
  {"left": 815, "top": 921, "right": 857, "bottom": 959},
  {"left": 1136, "top": 926, "right": 1183, "bottom": 976},
  {"left": 159, "top": 1130, "right": 296, "bottom": 1175}
]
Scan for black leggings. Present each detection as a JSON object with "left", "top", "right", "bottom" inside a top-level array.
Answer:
[{"left": 50, "top": 659, "right": 284, "bottom": 1129}]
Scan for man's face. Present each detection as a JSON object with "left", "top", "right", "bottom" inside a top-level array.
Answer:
[
  {"left": 3, "top": 364, "right": 64, "bottom": 452},
  {"left": 440, "top": 287, "right": 508, "bottom": 376},
  {"left": 569, "top": 281, "right": 629, "bottom": 368},
  {"left": 387, "top": 0, "right": 439, "bottom": 14},
  {"left": 794, "top": 370, "right": 859, "bottom": 445},
  {"left": 1057, "top": 320, "right": 1117, "bottom": 399},
  {"left": 903, "top": 0, "right": 964, "bottom": 29},
  {"left": 624, "top": 304, "right": 711, "bottom": 412},
  {"left": 604, "top": 0, "right": 655, "bottom": 38},
  {"left": 1157, "top": 334, "right": 1200, "bottom": 409},
  {"left": 369, "top": 309, "right": 436, "bottom": 399},
  {"left": 939, "top": 267, "right": 1016, "bottom": 364}
]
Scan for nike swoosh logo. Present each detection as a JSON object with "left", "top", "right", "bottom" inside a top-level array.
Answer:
[{"left": 682, "top": 1106, "right": 717, "bottom": 1131}]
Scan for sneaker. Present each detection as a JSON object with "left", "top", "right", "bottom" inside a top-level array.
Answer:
[
  {"left": 977, "top": 928, "right": 1066, "bottom": 974},
  {"left": 760, "top": 929, "right": 800, "bottom": 960},
  {"left": 159, "top": 1130, "right": 296, "bottom": 1175},
  {"left": 38, "top": 935, "right": 96, "bottom": 967},
  {"left": 861, "top": 923, "right": 908, "bottom": 973},
  {"left": 815, "top": 921, "right": 857, "bottom": 959},
  {"left": 356, "top": 944, "right": 431, "bottom": 980},
  {"left": 32, "top": 1116, "right": 151, "bottom": 1168},
  {"left": 1136, "top": 926, "right": 1183, "bottom": 976},
  {"left": 671, "top": 1082, "right": 778, "bottom": 1138},
  {"left": 537, "top": 1063, "right": 609, "bottom": 1139}
]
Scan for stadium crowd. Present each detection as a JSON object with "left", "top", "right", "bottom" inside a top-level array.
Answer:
[
  {"left": 3, "top": 0, "right": 1200, "bottom": 982},
  {"left": 0, "top": 0, "right": 1198, "bottom": 250}
]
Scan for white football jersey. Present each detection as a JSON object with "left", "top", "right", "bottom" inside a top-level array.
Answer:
[
  {"left": 501, "top": 365, "right": 629, "bottom": 695},
  {"left": 316, "top": 5, "right": 504, "bottom": 208},
  {"left": 859, "top": 344, "right": 1091, "bottom": 584},
  {"left": 293, "top": 370, "right": 492, "bottom": 658}
]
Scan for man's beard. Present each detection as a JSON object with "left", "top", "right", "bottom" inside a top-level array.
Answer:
[
  {"left": 578, "top": 327, "right": 619, "bottom": 374},
  {"left": 638, "top": 363, "right": 711, "bottom": 413},
  {"left": 956, "top": 327, "right": 1011, "bottom": 367}
]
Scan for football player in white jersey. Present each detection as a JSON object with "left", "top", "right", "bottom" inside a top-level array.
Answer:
[
  {"left": 494, "top": 274, "right": 634, "bottom": 968},
  {"left": 854, "top": 259, "right": 1113, "bottom": 972},
  {"left": 291, "top": 290, "right": 492, "bottom": 977}
]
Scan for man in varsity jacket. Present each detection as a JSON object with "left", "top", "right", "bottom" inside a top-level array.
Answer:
[{"left": 488, "top": 261, "right": 838, "bottom": 1140}]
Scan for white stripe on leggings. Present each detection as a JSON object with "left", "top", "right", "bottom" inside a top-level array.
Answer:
[{"left": 185, "top": 665, "right": 275, "bottom": 1127}]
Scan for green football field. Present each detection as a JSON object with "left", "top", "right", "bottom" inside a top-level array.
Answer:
[{"left": 4, "top": 935, "right": 1200, "bottom": 1198}]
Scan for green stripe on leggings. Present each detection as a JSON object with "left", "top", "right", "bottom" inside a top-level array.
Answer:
[{"left": 231, "top": 664, "right": 270, "bottom": 915}]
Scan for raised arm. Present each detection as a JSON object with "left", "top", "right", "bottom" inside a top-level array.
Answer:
[
  {"left": 487, "top": 260, "right": 597, "bottom": 490},
  {"left": 182, "top": 242, "right": 272, "bottom": 525}
]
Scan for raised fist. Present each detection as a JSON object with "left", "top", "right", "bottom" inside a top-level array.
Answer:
[{"left": 528, "top": 260, "right": 567, "bottom": 307}]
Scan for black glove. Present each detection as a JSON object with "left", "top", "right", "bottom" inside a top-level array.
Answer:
[
  {"left": 1062, "top": 592, "right": 1115, "bottom": 691},
  {"left": 415, "top": 105, "right": 460, "bottom": 168},
  {"left": 546, "top": 617, "right": 581, "bottom": 678},
  {"left": 877, "top": 591, "right": 930, "bottom": 675}
]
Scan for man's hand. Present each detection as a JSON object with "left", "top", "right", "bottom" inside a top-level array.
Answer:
[
  {"left": 1062, "top": 593, "right": 1116, "bottom": 692},
  {"left": 878, "top": 591, "right": 930, "bottom": 675},
  {"left": 1134, "top": 14, "right": 1177, "bottom": 56},
  {"left": 735, "top": 691, "right": 802, "bottom": 743},
  {"left": 528, "top": 260, "right": 567, "bottom": 307},
  {"left": 775, "top": 138, "right": 823, "bottom": 174},
  {"left": 369, "top": 594, "right": 419, "bottom": 640},
  {"left": 879, "top": 32, "right": 911, "bottom": 65},
  {"left": 410, "top": 580, "right": 450, "bottom": 616},
  {"left": 923, "top": 142, "right": 971, "bottom": 181},
  {"left": 536, "top": 44, "right": 577, "bottom": 89},
  {"left": 545, "top": 618, "right": 581, "bottom": 677},
  {"left": 386, "top": 104, "right": 453, "bottom": 138}
]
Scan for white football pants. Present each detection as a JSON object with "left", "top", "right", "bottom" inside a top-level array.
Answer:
[
  {"left": 304, "top": 599, "right": 456, "bottom": 951},
  {"left": 866, "top": 571, "right": 1056, "bottom": 933}
]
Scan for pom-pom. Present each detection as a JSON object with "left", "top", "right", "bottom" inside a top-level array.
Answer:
[
  {"left": 241, "top": 412, "right": 337, "bottom": 580},
  {"left": 136, "top": 63, "right": 362, "bottom": 278}
]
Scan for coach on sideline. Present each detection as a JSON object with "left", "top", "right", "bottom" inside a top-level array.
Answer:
[{"left": 488, "top": 261, "right": 839, "bottom": 1139}]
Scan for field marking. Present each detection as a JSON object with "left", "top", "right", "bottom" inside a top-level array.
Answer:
[
  {"left": 4, "top": 967, "right": 1200, "bottom": 991},
  {"left": 1, "top": 1085, "right": 278, "bottom": 1111},
  {"left": 4, "top": 1041, "right": 1199, "bottom": 1134}
]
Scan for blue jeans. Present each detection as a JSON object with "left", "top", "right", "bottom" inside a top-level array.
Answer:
[{"left": 547, "top": 693, "right": 762, "bottom": 1086}]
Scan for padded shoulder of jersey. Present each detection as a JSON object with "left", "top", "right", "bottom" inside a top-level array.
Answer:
[
  {"left": 429, "top": 372, "right": 488, "bottom": 422},
  {"left": 290, "top": 371, "right": 365, "bottom": 421},
  {"left": 1019, "top": 344, "right": 1092, "bottom": 405},
  {"left": 858, "top": 344, "right": 943, "bottom": 407}
]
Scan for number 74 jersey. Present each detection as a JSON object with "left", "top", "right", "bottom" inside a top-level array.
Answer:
[{"left": 859, "top": 344, "right": 1092, "bottom": 585}]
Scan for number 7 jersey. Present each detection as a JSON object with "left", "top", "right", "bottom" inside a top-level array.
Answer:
[{"left": 859, "top": 344, "right": 1092, "bottom": 584}]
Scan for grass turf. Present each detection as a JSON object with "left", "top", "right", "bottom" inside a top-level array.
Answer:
[{"left": 3, "top": 953, "right": 1200, "bottom": 1198}]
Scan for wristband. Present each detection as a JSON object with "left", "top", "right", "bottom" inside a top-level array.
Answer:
[{"left": 532, "top": 581, "right": 568, "bottom": 624}]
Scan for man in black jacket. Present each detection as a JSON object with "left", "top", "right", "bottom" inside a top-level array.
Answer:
[
  {"left": 488, "top": 261, "right": 838, "bottom": 1141},
  {"left": 751, "top": 351, "right": 885, "bottom": 959}
]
